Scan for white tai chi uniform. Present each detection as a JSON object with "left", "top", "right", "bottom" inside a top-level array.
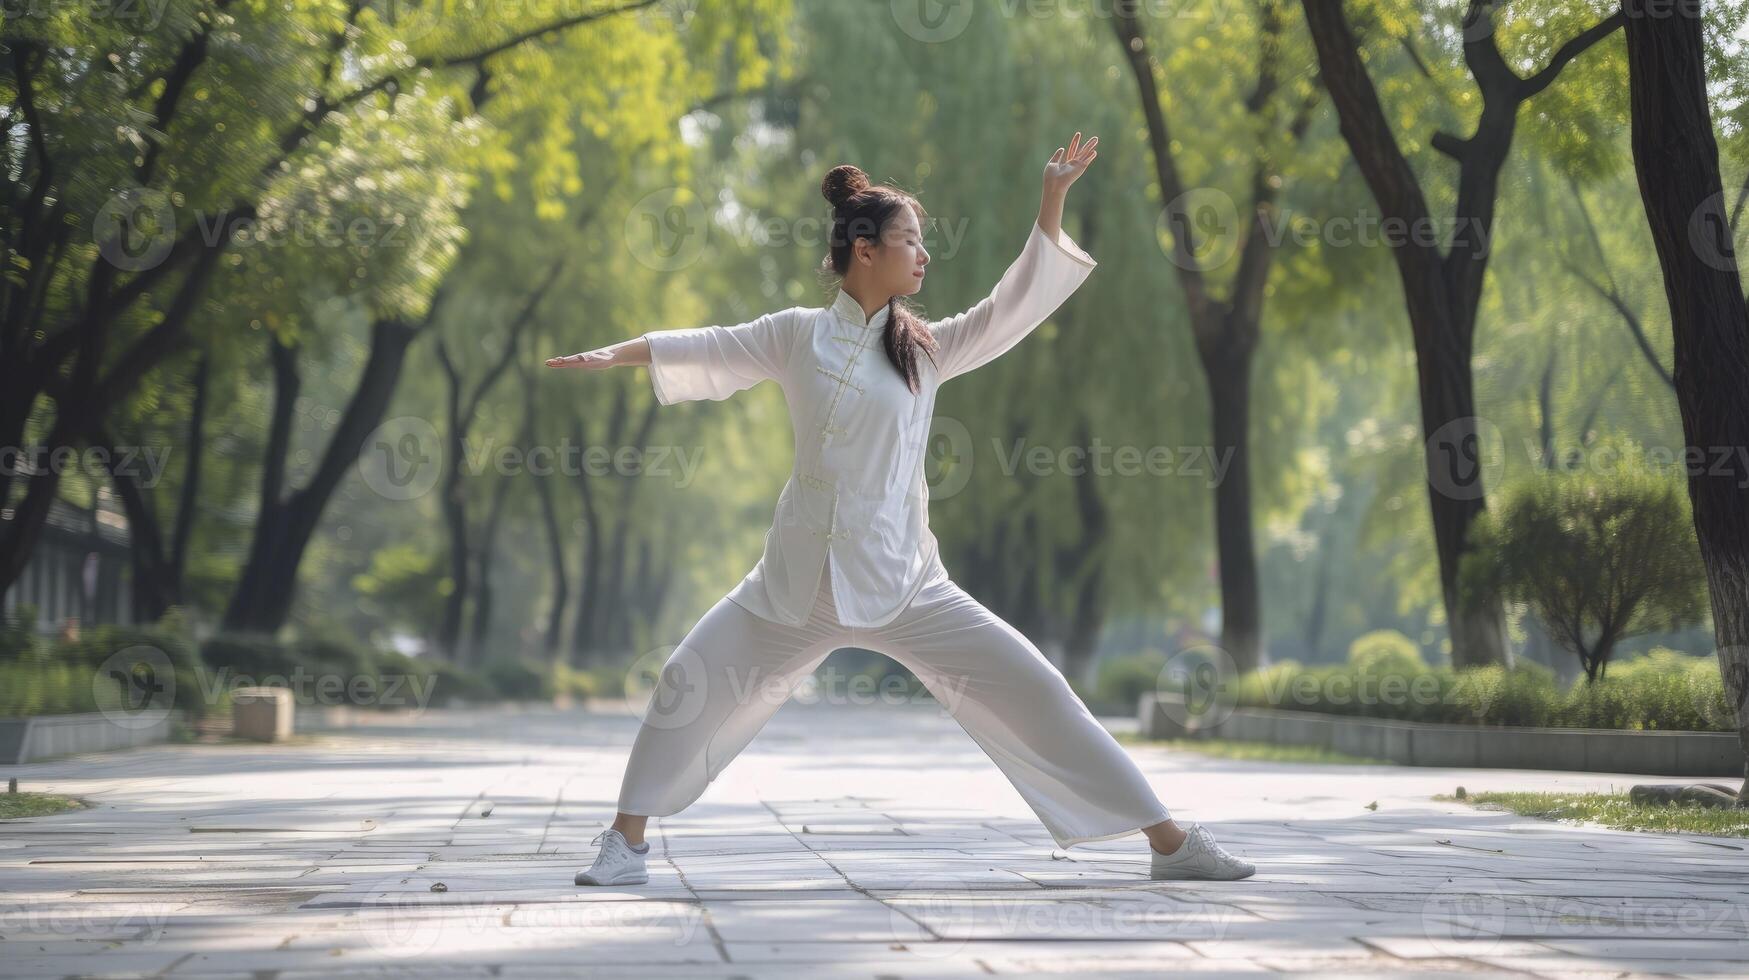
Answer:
[{"left": 617, "top": 220, "right": 1173, "bottom": 849}]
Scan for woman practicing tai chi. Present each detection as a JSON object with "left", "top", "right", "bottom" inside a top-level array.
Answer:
[{"left": 546, "top": 133, "right": 1254, "bottom": 885}]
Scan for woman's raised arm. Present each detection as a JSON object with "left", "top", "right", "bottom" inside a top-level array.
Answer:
[{"left": 928, "top": 132, "right": 1099, "bottom": 382}]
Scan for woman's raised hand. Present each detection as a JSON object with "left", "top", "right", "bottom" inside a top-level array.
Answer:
[
  {"left": 545, "top": 348, "right": 616, "bottom": 370},
  {"left": 1042, "top": 131, "right": 1098, "bottom": 199}
]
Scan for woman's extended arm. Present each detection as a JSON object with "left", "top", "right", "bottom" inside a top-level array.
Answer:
[
  {"left": 928, "top": 131, "right": 1099, "bottom": 382},
  {"left": 545, "top": 308, "right": 799, "bottom": 405}
]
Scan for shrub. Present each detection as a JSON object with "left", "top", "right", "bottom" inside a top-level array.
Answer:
[
  {"left": 1093, "top": 651, "right": 1168, "bottom": 711},
  {"left": 481, "top": 658, "right": 550, "bottom": 700},
  {"left": 1226, "top": 651, "right": 1731, "bottom": 732},
  {"left": 1462, "top": 442, "right": 1709, "bottom": 682},
  {"left": 200, "top": 633, "right": 301, "bottom": 680},
  {"left": 0, "top": 614, "right": 209, "bottom": 719},
  {"left": 1348, "top": 630, "right": 1424, "bottom": 676}
]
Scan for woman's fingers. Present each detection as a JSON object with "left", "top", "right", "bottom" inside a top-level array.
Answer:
[{"left": 545, "top": 352, "right": 606, "bottom": 369}]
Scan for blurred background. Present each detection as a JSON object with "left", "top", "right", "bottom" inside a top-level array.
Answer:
[{"left": 3, "top": 0, "right": 1747, "bottom": 736}]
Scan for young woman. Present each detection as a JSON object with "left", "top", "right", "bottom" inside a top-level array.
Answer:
[{"left": 547, "top": 133, "right": 1253, "bottom": 885}]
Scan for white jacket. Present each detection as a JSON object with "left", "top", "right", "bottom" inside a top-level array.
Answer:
[{"left": 642, "top": 219, "right": 1097, "bottom": 627}]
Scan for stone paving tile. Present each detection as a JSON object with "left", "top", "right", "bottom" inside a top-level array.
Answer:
[{"left": 2, "top": 701, "right": 1746, "bottom": 978}]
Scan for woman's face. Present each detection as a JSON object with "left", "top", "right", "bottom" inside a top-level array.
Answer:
[{"left": 855, "top": 205, "right": 929, "bottom": 300}]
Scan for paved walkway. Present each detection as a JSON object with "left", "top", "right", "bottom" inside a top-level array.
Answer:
[{"left": 2, "top": 701, "right": 1746, "bottom": 978}]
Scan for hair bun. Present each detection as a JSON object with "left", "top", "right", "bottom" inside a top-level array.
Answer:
[{"left": 821, "top": 164, "right": 870, "bottom": 209}]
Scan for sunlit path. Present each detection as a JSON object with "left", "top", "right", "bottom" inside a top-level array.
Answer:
[{"left": 4, "top": 702, "right": 1745, "bottom": 977}]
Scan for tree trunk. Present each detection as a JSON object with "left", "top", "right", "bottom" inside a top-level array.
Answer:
[
  {"left": 221, "top": 319, "right": 422, "bottom": 634},
  {"left": 436, "top": 340, "right": 471, "bottom": 659},
  {"left": 1300, "top": 0, "right": 1621, "bottom": 668},
  {"left": 1204, "top": 328, "right": 1262, "bottom": 673},
  {"left": 1620, "top": 0, "right": 1749, "bottom": 793},
  {"left": 520, "top": 361, "right": 569, "bottom": 657}
]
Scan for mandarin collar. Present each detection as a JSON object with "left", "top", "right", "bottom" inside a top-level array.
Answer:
[{"left": 831, "top": 288, "right": 891, "bottom": 331}]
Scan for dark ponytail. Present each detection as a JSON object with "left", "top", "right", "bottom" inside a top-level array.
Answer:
[{"left": 820, "top": 164, "right": 938, "bottom": 394}]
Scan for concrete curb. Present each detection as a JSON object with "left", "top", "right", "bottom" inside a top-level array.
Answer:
[{"left": 1138, "top": 694, "right": 1744, "bottom": 777}]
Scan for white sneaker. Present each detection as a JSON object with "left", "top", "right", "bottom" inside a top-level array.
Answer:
[
  {"left": 575, "top": 829, "right": 650, "bottom": 886},
  {"left": 1150, "top": 822, "right": 1255, "bottom": 881}
]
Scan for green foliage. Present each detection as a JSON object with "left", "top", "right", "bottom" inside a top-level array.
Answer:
[
  {"left": 1234, "top": 648, "right": 1730, "bottom": 731},
  {"left": 1093, "top": 651, "right": 1168, "bottom": 712},
  {"left": 1348, "top": 629, "right": 1425, "bottom": 676},
  {"left": 0, "top": 609, "right": 208, "bottom": 719},
  {"left": 1462, "top": 441, "right": 1710, "bottom": 681},
  {"left": 480, "top": 658, "right": 551, "bottom": 700}
]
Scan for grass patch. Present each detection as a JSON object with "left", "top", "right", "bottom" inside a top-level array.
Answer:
[
  {"left": 0, "top": 792, "right": 85, "bottom": 819},
  {"left": 1115, "top": 731, "right": 1385, "bottom": 765},
  {"left": 1440, "top": 790, "right": 1749, "bottom": 838}
]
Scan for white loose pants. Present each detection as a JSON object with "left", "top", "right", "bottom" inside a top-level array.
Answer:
[{"left": 617, "top": 558, "right": 1174, "bottom": 850}]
